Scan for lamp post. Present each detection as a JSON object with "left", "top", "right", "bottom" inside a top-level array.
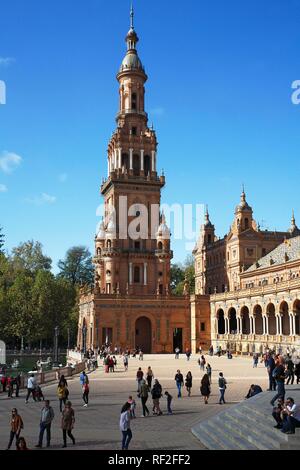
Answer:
[
  {"left": 82, "top": 324, "right": 87, "bottom": 356},
  {"left": 53, "top": 326, "right": 59, "bottom": 367},
  {"left": 67, "top": 327, "right": 70, "bottom": 351}
]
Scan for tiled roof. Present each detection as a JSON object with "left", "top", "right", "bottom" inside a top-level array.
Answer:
[{"left": 246, "top": 235, "right": 300, "bottom": 272}]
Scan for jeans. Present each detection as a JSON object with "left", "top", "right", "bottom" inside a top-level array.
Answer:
[
  {"left": 176, "top": 382, "right": 182, "bottom": 397},
  {"left": 268, "top": 372, "right": 276, "bottom": 391},
  {"left": 219, "top": 389, "right": 226, "bottom": 404},
  {"left": 284, "top": 415, "right": 300, "bottom": 433},
  {"left": 270, "top": 381, "right": 285, "bottom": 405},
  {"left": 122, "top": 429, "right": 132, "bottom": 450},
  {"left": 7, "top": 431, "right": 20, "bottom": 449},
  {"left": 272, "top": 410, "right": 282, "bottom": 426},
  {"left": 167, "top": 401, "right": 172, "bottom": 413},
  {"left": 59, "top": 397, "right": 66, "bottom": 412},
  {"left": 63, "top": 429, "right": 75, "bottom": 446},
  {"left": 39, "top": 423, "right": 51, "bottom": 446},
  {"left": 83, "top": 392, "right": 89, "bottom": 404},
  {"left": 26, "top": 388, "right": 37, "bottom": 402},
  {"left": 141, "top": 396, "right": 149, "bottom": 416},
  {"left": 286, "top": 372, "right": 294, "bottom": 385}
]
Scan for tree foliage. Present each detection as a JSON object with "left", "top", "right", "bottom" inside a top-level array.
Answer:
[
  {"left": 11, "top": 240, "right": 52, "bottom": 274},
  {"left": 171, "top": 255, "right": 195, "bottom": 296},
  {"left": 58, "top": 246, "right": 94, "bottom": 286}
]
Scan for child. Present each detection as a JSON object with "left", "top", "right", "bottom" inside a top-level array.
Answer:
[
  {"left": 127, "top": 396, "right": 136, "bottom": 418},
  {"left": 164, "top": 391, "right": 173, "bottom": 414}
]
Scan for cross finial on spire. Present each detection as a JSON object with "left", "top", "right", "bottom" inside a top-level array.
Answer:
[
  {"left": 130, "top": 2, "right": 134, "bottom": 30},
  {"left": 292, "top": 209, "right": 295, "bottom": 225}
]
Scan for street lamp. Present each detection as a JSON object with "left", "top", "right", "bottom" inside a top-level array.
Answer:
[
  {"left": 67, "top": 327, "right": 70, "bottom": 351},
  {"left": 53, "top": 326, "right": 59, "bottom": 367},
  {"left": 82, "top": 324, "right": 87, "bottom": 356}
]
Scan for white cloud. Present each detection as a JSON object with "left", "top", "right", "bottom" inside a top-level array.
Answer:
[
  {"left": 58, "top": 173, "right": 68, "bottom": 183},
  {"left": 0, "top": 57, "right": 15, "bottom": 67},
  {"left": 25, "top": 193, "right": 57, "bottom": 206},
  {"left": 0, "top": 184, "right": 7, "bottom": 192},
  {"left": 0, "top": 151, "right": 22, "bottom": 174}
]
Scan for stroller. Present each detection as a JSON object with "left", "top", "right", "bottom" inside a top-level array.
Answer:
[{"left": 33, "top": 385, "right": 44, "bottom": 401}]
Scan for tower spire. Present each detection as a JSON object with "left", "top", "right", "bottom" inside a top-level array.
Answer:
[{"left": 130, "top": 2, "right": 134, "bottom": 30}]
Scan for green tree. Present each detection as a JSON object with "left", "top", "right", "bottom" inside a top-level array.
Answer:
[
  {"left": 11, "top": 240, "right": 52, "bottom": 274},
  {"left": 58, "top": 246, "right": 94, "bottom": 286},
  {"left": 0, "top": 226, "right": 4, "bottom": 253},
  {"left": 171, "top": 255, "right": 195, "bottom": 296},
  {"left": 6, "top": 272, "right": 36, "bottom": 345}
]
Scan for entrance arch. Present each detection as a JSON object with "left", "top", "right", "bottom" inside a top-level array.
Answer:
[
  {"left": 241, "top": 306, "right": 250, "bottom": 334},
  {"left": 267, "top": 303, "right": 276, "bottom": 335},
  {"left": 293, "top": 300, "right": 300, "bottom": 335},
  {"left": 217, "top": 309, "right": 225, "bottom": 334},
  {"left": 253, "top": 305, "right": 263, "bottom": 335},
  {"left": 228, "top": 308, "right": 237, "bottom": 334},
  {"left": 280, "top": 301, "right": 289, "bottom": 336},
  {"left": 135, "top": 317, "right": 152, "bottom": 353}
]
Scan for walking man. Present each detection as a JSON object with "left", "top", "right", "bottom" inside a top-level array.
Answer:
[
  {"left": 25, "top": 374, "right": 37, "bottom": 403},
  {"left": 140, "top": 379, "right": 150, "bottom": 417},
  {"left": 218, "top": 372, "right": 227, "bottom": 404},
  {"left": 174, "top": 370, "right": 184, "bottom": 398},
  {"left": 120, "top": 402, "right": 133, "bottom": 450},
  {"left": 35, "top": 400, "right": 55, "bottom": 448}
]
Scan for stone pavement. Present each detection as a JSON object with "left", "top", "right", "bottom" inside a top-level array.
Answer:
[{"left": 0, "top": 354, "right": 269, "bottom": 450}]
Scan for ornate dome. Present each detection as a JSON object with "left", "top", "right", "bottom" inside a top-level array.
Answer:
[
  {"left": 96, "top": 219, "right": 106, "bottom": 239},
  {"left": 120, "top": 51, "right": 144, "bottom": 72},
  {"left": 156, "top": 213, "right": 171, "bottom": 238},
  {"left": 235, "top": 188, "right": 252, "bottom": 212}
]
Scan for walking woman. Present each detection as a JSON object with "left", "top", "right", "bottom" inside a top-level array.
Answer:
[
  {"left": 7, "top": 408, "right": 23, "bottom": 450},
  {"left": 61, "top": 401, "right": 75, "bottom": 448},
  {"left": 82, "top": 382, "right": 89, "bottom": 407},
  {"left": 185, "top": 372, "right": 193, "bottom": 397},
  {"left": 146, "top": 366, "right": 154, "bottom": 389},
  {"left": 119, "top": 402, "right": 132, "bottom": 450},
  {"left": 151, "top": 379, "right": 163, "bottom": 415},
  {"left": 57, "top": 382, "right": 68, "bottom": 413},
  {"left": 59, "top": 375, "right": 69, "bottom": 399},
  {"left": 200, "top": 374, "right": 211, "bottom": 404}
]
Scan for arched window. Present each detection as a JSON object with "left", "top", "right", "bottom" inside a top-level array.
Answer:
[
  {"left": 158, "top": 241, "right": 163, "bottom": 250},
  {"left": 97, "top": 248, "right": 101, "bottom": 256},
  {"left": 134, "top": 266, "right": 140, "bottom": 283},
  {"left": 133, "top": 154, "right": 140, "bottom": 176},
  {"left": 144, "top": 155, "right": 151, "bottom": 176},
  {"left": 107, "top": 240, "right": 111, "bottom": 249},
  {"left": 121, "top": 153, "right": 129, "bottom": 171},
  {"left": 132, "top": 93, "right": 137, "bottom": 110},
  {"left": 245, "top": 218, "right": 249, "bottom": 230}
]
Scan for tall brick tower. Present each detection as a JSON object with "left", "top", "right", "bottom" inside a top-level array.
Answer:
[{"left": 94, "top": 6, "right": 172, "bottom": 297}]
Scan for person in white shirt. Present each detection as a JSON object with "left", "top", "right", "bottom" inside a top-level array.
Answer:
[
  {"left": 119, "top": 402, "right": 132, "bottom": 450},
  {"left": 25, "top": 374, "right": 37, "bottom": 403},
  {"left": 282, "top": 397, "right": 300, "bottom": 434}
]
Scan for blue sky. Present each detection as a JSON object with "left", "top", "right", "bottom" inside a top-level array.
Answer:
[{"left": 0, "top": 0, "right": 300, "bottom": 271}]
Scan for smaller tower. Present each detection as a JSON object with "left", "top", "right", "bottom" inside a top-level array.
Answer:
[
  {"left": 155, "top": 212, "right": 172, "bottom": 295},
  {"left": 288, "top": 210, "right": 300, "bottom": 237},
  {"left": 233, "top": 186, "right": 254, "bottom": 233}
]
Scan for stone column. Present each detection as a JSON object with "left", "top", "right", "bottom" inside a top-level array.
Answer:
[
  {"left": 292, "top": 314, "right": 296, "bottom": 336},
  {"left": 129, "top": 262, "right": 133, "bottom": 285},
  {"left": 252, "top": 316, "right": 256, "bottom": 335},
  {"left": 249, "top": 316, "right": 253, "bottom": 335},
  {"left": 289, "top": 315, "right": 293, "bottom": 336},
  {"left": 141, "top": 149, "right": 144, "bottom": 172},
  {"left": 119, "top": 148, "right": 122, "bottom": 169},
  {"left": 265, "top": 316, "right": 269, "bottom": 335},
  {"left": 151, "top": 150, "right": 156, "bottom": 172},
  {"left": 225, "top": 317, "right": 229, "bottom": 334},
  {"left": 129, "top": 149, "right": 133, "bottom": 170},
  {"left": 144, "top": 263, "right": 147, "bottom": 285},
  {"left": 277, "top": 315, "right": 282, "bottom": 335}
]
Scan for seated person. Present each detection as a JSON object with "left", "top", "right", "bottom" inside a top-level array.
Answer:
[
  {"left": 281, "top": 397, "right": 300, "bottom": 434},
  {"left": 245, "top": 384, "right": 263, "bottom": 399},
  {"left": 272, "top": 398, "right": 284, "bottom": 428}
]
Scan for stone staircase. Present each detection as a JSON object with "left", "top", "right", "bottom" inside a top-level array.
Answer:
[{"left": 192, "top": 385, "right": 300, "bottom": 450}]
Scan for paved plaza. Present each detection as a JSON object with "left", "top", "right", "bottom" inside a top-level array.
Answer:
[{"left": 0, "top": 354, "right": 269, "bottom": 450}]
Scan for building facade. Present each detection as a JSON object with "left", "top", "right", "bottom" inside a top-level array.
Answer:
[{"left": 77, "top": 9, "right": 210, "bottom": 354}]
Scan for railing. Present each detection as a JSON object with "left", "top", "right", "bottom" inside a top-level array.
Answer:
[
  {"left": 18, "top": 362, "right": 86, "bottom": 390},
  {"left": 211, "top": 277, "right": 300, "bottom": 302}
]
